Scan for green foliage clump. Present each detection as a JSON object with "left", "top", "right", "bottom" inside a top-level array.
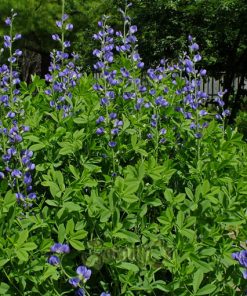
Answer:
[{"left": 0, "top": 3, "right": 247, "bottom": 296}]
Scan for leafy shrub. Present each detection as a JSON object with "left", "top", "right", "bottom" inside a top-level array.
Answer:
[
  {"left": 0, "top": 3, "right": 247, "bottom": 296},
  {"left": 235, "top": 111, "right": 247, "bottom": 141}
]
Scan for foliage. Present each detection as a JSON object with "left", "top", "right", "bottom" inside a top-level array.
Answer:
[
  {"left": 0, "top": 3, "right": 247, "bottom": 296},
  {"left": 235, "top": 111, "right": 247, "bottom": 141}
]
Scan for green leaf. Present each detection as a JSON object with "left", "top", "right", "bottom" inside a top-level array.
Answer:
[
  {"left": 113, "top": 230, "right": 140, "bottom": 243},
  {"left": 100, "top": 210, "right": 111, "bottom": 223},
  {"left": 66, "top": 219, "right": 74, "bottom": 235},
  {"left": 200, "top": 248, "right": 216, "bottom": 256},
  {"left": 69, "top": 239, "right": 85, "bottom": 250},
  {"left": 17, "top": 230, "right": 29, "bottom": 246},
  {"left": 71, "top": 229, "right": 87, "bottom": 240},
  {"left": 86, "top": 254, "right": 101, "bottom": 268},
  {"left": 29, "top": 143, "right": 46, "bottom": 151},
  {"left": 164, "top": 188, "right": 173, "bottom": 202},
  {"left": 59, "top": 145, "right": 74, "bottom": 155},
  {"left": 24, "top": 135, "right": 40, "bottom": 142},
  {"left": 131, "top": 134, "right": 138, "bottom": 148},
  {"left": 116, "top": 262, "right": 139, "bottom": 272},
  {"left": 42, "top": 181, "right": 61, "bottom": 197},
  {"left": 3, "top": 191, "right": 16, "bottom": 212},
  {"left": 185, "top": 187, "right": 194, "bottom": 201},
  {"left": 146, "top": 198, "right": 162, "bottom": 206},
  {"left": 69, "top": 165, "right": 80, "bottom": 178},
  {"left": 40, "top": 265, "right": 59, "bottom": 283},
  {"left": 176, "top": 211, "right": 184, "bottom": 229},
  {"left": 121, "top": 194, "right": 139, "bottom": 203},
  {"left": 196, "top": 284, "right": 216, "bottom": 295},
  {"left": 190, "top": 254, "right": 213, "bottom": 272},
  {"left": 22, "top": 242, "right": 37, "bottom": 251},
  {"left": 201, "top": 180, "right": 210, "bottom": 195},
  {"left": 39, "top": 239, "right": 53, "bottom": 252},
  {"left": 136, "top": 148, "right": 148, "bottom": 157},
  {"left": 58, "top": 224, "right": 66, "bottom": 243},
  {"left": 16, "top": 249, "right": 29, "bottom": 261},
  {"left": 74, "top": 117, "right": 87, "bottom": 124},
  {"left": 0, "top": 259, "right": 9, "bottom": 268},
  {"left": 124, "top": 180, "right": 140, "bottom": 195},
  {"left": 55, "top": 170, "right": 65, "bottom": 191},
  {"left": 152, "top": 280, "right": 169, "bottom": 292},
  {"left": 64, "top": 202, "right": 82, "bottom": 212},
  {"left": 180, "top": 228, "right": 195, "bottom": 240},
  {"left": 193, "top": 269, "right": 204, "bottom": 293},
  {"left": 0, "top": 282, "right": 10, "bottom": 294},
  {"left": 45, "top": 200, "right": 59, "bottom": 207}
]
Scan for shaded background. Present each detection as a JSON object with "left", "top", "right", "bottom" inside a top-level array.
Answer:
[{"left": 0, "top": 0, "right": 246, "bottom": 121}]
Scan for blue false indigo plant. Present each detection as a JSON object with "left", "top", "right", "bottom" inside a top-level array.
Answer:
[
  {"left": 0, "top": 11, "right": 36, "bottom": 207},
  {"left": 44, "top": 8, "right": 81, "bottom": 118},
  {"left": 0, "top": 2, "right": 246, "bottom": 296}
]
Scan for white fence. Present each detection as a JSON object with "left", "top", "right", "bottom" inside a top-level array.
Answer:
[{"left": 93, "top": 73, "right": 247, "bottom": 98}]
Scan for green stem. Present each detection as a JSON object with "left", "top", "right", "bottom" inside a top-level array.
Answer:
[
  {"left": 9, "top": 21, "right": 13, "bottom": 106},
  {"left": 3, "top": 267, "right": 23, "bottom": 295},
  {"left": 61, "top": 0, "right": 65, "bottom": 66}
]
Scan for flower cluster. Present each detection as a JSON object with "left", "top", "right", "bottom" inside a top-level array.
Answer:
[
  {"left": 93, "top": 17, "right": 115, "bottom": 71},
  {"left": 44, "top": 14, "right": 81, "bottom": 117},
  {"left": 68, "top": 265, "right": 92, "bottom": 295},
  {"left": 47, "top": 243, "right": 70, "bottom": 266},
  {"left": 145, "top": 35, "right": 230, "bottom": 141},
  {"left": 232, "top": 250, "right": 247, "bottom": 279},
  {"left": 0, "top": 12, "right": 36, "bottom": 206},
  {"left": 214, "top": 90, "right": 231, "bottom": 121},
  {"left": 92, "top": 3, "right": 148, "bottom": 155},
  {"left": 69, "top": 265, "right": 92, "bottom": 287}
]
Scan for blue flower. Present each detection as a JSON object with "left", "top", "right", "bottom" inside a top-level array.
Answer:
[
  {"left": 48, "top": 255, "right": 60, "bottom": 266},
  {"left": 28, "top": 193, "right": 37, "bottom": 199},
  {"left": 200, "top": 69, "right": 206, "bottom": 76},
  {"left": 5, "top": 17, "right": 11, "bottom": 26},
  {"left": 52, "top": 34, "right": 60, "bottom": 41},
  {"left": 14, "top": 49, "right": 22, "bottom": 57},
  {"left": 109, "top": 112, "right": 117, "bottom": 120},
  {"left": 14, "top": 34, "right": 22, "bottom": 40},
  {"left": 96, "top": 127, "right": 105, "bottom": 135},
  {"left": 62, "top": 14, "right": 69, "bottom": 21},
  {"left": 96, "top": 116, "right": 105, "bottom": 124},
  {"left": 69, "top": 277, "right": 80, "bottom": 287},
  {"left": 137, "top": 61, "right": 144, "bottom": 68},
  {"left": 11, "top": 169, "right": 22, "bottom": 178},
  {"left": 64, "top": 41, "right": 71, "bottom": 48},
  {"left": 160, "top": 128, "right": 167, "bottom": 135},
  {"left": 193, "top": 54, "right": 202, "bottom": 62},
  {"left": 111, "top": 128, "right": 119, "bottom": 135},
  {"left": 243, "top": 270, "right": 247, "bottom": 280},
  {"left": 189, "top": 43, "right": 199, "bottom": 51},
  {"left": 132, "top": 53, "right": 140, "bottom": 61},
  {"left": 75, "top": 288, "right": 85, "bottom": 296},
  {"left": 4, "top": 35, "right": 11, "bottom": 48},
  {"left": 100, "top": 293, "right": 111, "bottom": 296},
  {"left": 195, "top": 133, "right": 202, "bottom": 139},
  {"left": 222, "top": 110, "right": 230, "bottom": 117},
  {"left": 129, "top": 25, "right": 137, "bottom": 34},
  {"left": 199, "top": 110, "right": 207, "bottom": 116},
  {"left": 76, "top": 266, "right": 92, "bottom": 281},
  {"left": 50, "top": 243, "right": 70, "bottom": 254},
  {"left": 66, "top": 23, "right": 73, "bottom": 31},
  {"left": 108, "top": 141, "right": 117, "bottom": 148},
  {"left": 56, "top": 21, "right": 62, "bottom": 28}
]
